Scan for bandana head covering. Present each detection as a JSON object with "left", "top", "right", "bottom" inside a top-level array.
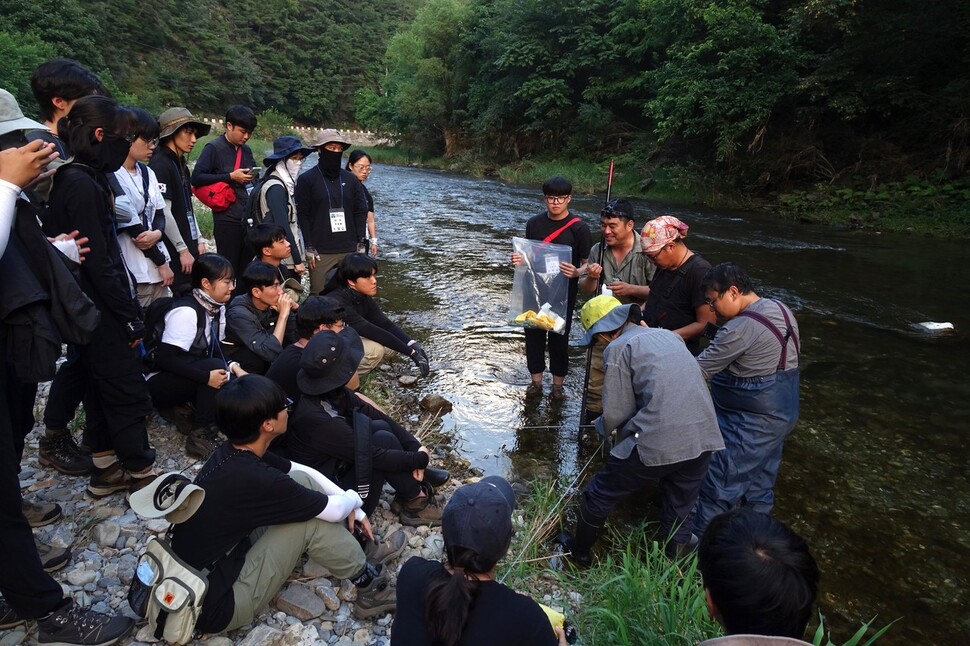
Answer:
[{"left": 641, "top": 216, "right": 689, "bottom": 254}]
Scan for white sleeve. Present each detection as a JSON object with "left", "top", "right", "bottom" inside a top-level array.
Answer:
[
  {"left": 315, "top": 490, "right": 362, "bottom": 523},
  {"left": 162, "top": 201, "right": 188, "bottom": 251},
  {"left": 161, "top": 307, "right": 201, "bottom": 351},
  {"left": 288, "top": 461, "right": 366, "bottom": 522},
  {"left": 0, "top": 179, "right": 19, "bottom": 257}
]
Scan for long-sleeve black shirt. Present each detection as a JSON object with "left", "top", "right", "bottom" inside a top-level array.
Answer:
[
  {"left": 190, "top": 135, "right": 256, "bottom": 224},
  {"left": 327, "top": 285, "right": 412, "bottom": 355},
  {"left": 294, "top": 167, "right": 368, "bottom": 254}
]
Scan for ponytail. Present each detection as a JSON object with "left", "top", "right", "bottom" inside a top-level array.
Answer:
[{"left": 424, "top": 545, "right": 498, "bottom": 645}]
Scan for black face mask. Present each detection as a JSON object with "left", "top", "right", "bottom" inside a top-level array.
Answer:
[
  {"left": 91, "top": 134, "right": 131, "bottom": 173},
  {"left": 317, "top": 148, "right": 343, "bottom": 177}
]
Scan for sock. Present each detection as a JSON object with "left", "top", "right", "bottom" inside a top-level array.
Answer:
[
  {"left": 351, "top": 562, "right": 380, "bottom": 588},
  {"left": 91, "top": 454, "right": 118, "bottom": 469}
]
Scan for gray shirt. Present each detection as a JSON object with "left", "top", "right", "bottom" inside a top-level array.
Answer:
[
  {"left": 588, "top": 231, "right": 655, "bottom": 302},
  {"left": 696, "top": 298, "right": 799, "bottom": 378},
  {"left": 597, "top": 325, "right": 723, "bottom": 467}
]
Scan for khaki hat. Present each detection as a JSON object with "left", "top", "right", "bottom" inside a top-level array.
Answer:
[
  {"left": 158, "top": 107, "right": 212, "bottom": 140},
  {"left": 0, "top": 88, "right": 46, "bottom": 137},
  {"left": 129, "top": 472, "right": 206, "bottom": 524},
  {"left": 310, "top": 128, "right": 351, "bottom": 150}
]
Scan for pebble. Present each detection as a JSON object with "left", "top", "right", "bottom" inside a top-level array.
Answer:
[
  {"left": 92, "top": 521, "right": 121, "bottom": 547},
  {"left": 237, "top": 625, "right": 284, "bottom": 646},
  {"left": 66, "top": 568, "right": 97, "bottom": 586},
  {"left": 315, "top": 584, "right": 341, "bottom": 612},
  {"left": 352, "top": 628, "right": 372, "bottom": 644},
  {"left": 274, "top": 584, "right": 326, "bottom": 620},
  {"left": 397, "top": 375, "right": 418, "bottom": 387}
]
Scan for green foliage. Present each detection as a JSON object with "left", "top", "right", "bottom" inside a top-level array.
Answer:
[
  {"left": 257, "top": 108, "right": 297, "bottom": 143},
  {"left": 0, "top": 31, "right": 55, "bottom": 107}
]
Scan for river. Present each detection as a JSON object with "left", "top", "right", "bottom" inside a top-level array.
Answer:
[{"left": 358, "top": 162, "right": 968, "bottom": 643}]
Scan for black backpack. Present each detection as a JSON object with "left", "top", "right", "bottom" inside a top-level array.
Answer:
[
  {"left": 141, "top": 296, "right": 205, "bottom": 371},
  {"left": 243, "top": 175, "right": 286, "bottom": 232}
]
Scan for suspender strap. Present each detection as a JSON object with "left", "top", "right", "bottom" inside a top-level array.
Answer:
[
  {"left": 233, "top": 146, "right": 242, "bottom": 171},
  {"left": 736, "top": 300, "right": 799, "bottom": 371},
  {"left": 543, "top": 217, "right": 580, "bottom": 243}
]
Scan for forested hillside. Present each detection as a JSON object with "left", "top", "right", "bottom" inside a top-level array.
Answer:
[{"left": 0, "top": 0, "right": 419, "bottom": 122}]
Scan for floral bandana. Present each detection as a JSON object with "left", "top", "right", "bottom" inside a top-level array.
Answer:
[{"left": 641, "top": 216, "right": 689, "bottom": 254}]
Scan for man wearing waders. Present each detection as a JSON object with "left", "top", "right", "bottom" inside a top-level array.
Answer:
[{"left": 692, "top": 263, "right": 800, "bottom": 535}]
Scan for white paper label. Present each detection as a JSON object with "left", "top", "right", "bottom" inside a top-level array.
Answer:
[
  {"left": 329, "top": 209, "right": 347, "bottom": 233},
  {"left": 544, "top": 255, "right": 560, "bottom": 275},
  {"left": 187, "top": 212, "right": 200, "bottom": 240}
]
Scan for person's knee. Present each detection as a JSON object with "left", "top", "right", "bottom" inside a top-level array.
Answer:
[{"left": 370, "top": 427, "right": 403, "bottom": 450}]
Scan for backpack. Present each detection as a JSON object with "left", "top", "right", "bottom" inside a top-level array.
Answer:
[
  {"left": 128, "top": 536, "right": 208, "bottom": 645},
  {"left": 243, "top": 175, "right": 286, "bottom": 232},
  {"left": 142, "top": 296, "right": 206, "bottom": 371}
]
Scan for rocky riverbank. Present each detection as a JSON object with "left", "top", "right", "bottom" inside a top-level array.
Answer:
[{"left": 7, "top": 361, "right": 469, "bottom": 646}]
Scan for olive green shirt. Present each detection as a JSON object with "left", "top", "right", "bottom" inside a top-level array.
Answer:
[{"left": 587, "top": 231, "right": 654, "bottom": 303}]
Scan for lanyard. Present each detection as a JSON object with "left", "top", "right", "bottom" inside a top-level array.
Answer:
[{"left": 319, "top": 169, "right": 344, "bottom": 210}]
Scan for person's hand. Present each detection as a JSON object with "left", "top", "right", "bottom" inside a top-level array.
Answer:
[
  {"left": 293, "top": 263, "right": 306, "bottom": 275},
  {"left": 50, "top": 231, "right": 90, "bottom": 262},
  {"left": 585, "top": 262, "right": 603, "bottom": 281},
  {"left": 275, "top": 291, "right": 297, "bottom": 314},
  {"left": 511, "top": 251, "right": 523, "bottom": 266},
  {"left": 227, "top": 361, "right": 247, "bottom": 378},
  {"left": 412, "top": 468, "right": 425, "bottom": 482},
  {"left": 356, "top": 517, "right": 375, "bottom": 542},
  {"left": 0, "top": 140, "right": 58, "bottom": 188},
  {"left": 555, "top": 626, "right": 569, "bottom": 646},
  {"left": 230, "top": 168, "right": 254, "bottom": 183},
  {"left": 198, "top": 241, "right": 207, "bottom": 255},
  {"left": 207, "top": 369, "right": 229, "bottom": 389},
  {"left": 133, "top": 230, "right": 162, "bottom": 250},
  {"left": 158, "top": 263, "right": 175, "bottom": 286},
  {"left": 408, "top": 341, "right": 430, "bottom": 377},
  {"left": 369, "top": 241, "right": 378, "bottom": 258},
  {"left": 559, "top": 261, "right": 579, "bottom": 278},
  {"left": 179, "top": 249, "right": 194, "bottom": 273},
  {"left": 609, "top": 280, "right": 635, "bottom": 297},
  {"left": 305, "top": 250, "right": 318, "bottom": 270}
]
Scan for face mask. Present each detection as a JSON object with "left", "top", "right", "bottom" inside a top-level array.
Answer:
[
  {"left": 92, "top": 135, "right": 131, "bottom": 173},
  {"left": 317, "top": 148, "right": 342, "bottom": 177},
  {"left": 285, "top": 158, "right": 303, "bottom": 179}
]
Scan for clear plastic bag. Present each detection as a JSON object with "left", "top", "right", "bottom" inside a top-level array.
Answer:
[{"left": 509, "top": 237, "right": 570, "bottom": 335}]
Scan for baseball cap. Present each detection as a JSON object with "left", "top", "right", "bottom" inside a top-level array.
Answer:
[
  {"left": 442, "top": 475, "right": 517, "bottom": 566},
  {"left": 129, "top": 472, "right": 206, "bottom": 524}
]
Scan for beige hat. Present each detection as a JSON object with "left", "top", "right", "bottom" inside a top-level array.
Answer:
[
  {"left": 158, "top": 107, "right": 212, "bottom": 140},
  {"left": 0, "top": 89, "right": 46, "bottom": 137},
  {"left": 310, "top": 128, "right": 351, "bottom": 150},
  {"left": 129, "top": 472, "right": 206, "bottom": 524}
]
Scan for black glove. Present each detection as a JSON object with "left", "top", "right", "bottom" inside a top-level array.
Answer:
[
  {"left": 409, "top": 344, "right": 430, "bottom": 377},
  {"left": 125, "top": 319, "right": 146, "bottom": 343}
]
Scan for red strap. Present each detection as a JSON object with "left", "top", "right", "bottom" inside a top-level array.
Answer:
[
  {"left": 543, "top": 217, "right": 581, "bottom": 243},
  {"left": 233, "top": 146, "right": 242, "bottom": 171}
]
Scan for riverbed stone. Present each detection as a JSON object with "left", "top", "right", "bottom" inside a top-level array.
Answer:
[
  {"left": 92, "top": 521, "right": 121, "bottom": 547},
  {"left": 66, "top": 568, "right": 96, "bottom": 586},
  {"left": 398, "top": 375, "right": 418, "bottom": 387},
  {"left": 237, "top": 625, "right": 284, "bottom": 646},
  {"left": 419, "top": 394, "right": 452, "bottom": 413},
  {"left": 353, "top": 628, "right": 372, "bottom": 644},
  {"left": 302, "top": 559, "right": 331, "bottom": 579},
  {"left": 274, "top": 584, "right": 325, "bottom": 620}
]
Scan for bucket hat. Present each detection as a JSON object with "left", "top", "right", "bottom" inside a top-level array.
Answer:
[
  {"left": 0, "top": 89, "right": 46, "bottom": 137},
  {"left": 641, "top": 215, "right": 689, "bottom": 254},
  {"left": 578, "top": 295, "right": 637, "bottom": 346},
  {"left": 263, "top": 135, "right": 314, "bottom": 166},
  {"left": 158, "top": 107, "right": 211, "bottom": 140},
  {"left": 310, "top": 128, "right": 351, "bottom": 150},
  {"left": 129, "top": 472, "right": 206, "bottom": 524},
  {"left": 297, "top": 328, "right": 365, "bottom": 396},
  {"left": 442, "top": 476, "right": 517, "bottom": 566}
]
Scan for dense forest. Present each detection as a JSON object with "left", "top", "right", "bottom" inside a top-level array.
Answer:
[{"left": 3, "top": 0, "right": 968, "bottom": 230}]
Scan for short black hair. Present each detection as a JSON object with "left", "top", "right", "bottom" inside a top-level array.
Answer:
[
  {"left": 225, "top": 105, "right": 257, "bottom": 131},
  {"left": 57, "top": 95, "right": 126, "bottom": 163},
  {"left": 702, "top": 262, "right": 756, "bottom": 296},
  {"left": 601, "top": 198, "right": 636, "bottom": 224},
  {"left": 215, "top": 375, "right": 287, "bottom": 443},
  {"left": 337, "top": 253, "right": 378, "bottom": 284},
  {"left": 122, "top": 106, "right": 160, "bottom": 142},
  {"left": 31, "top": 58, "right": 108, "bottom": 122},
  {"left": 191, "top": 253, "right": 234, "bottom": 288},
  {"left": 296, "top": 296, "right": 345, "bottom": 338},
  {"left": 542, "top": 176, "right": 572, "bottom": 197},
  {"left": 241, "top": 260, "right": 280, "bottom": 292},
  {"left": 248, "top": 223, "right": 287, "bottom": 258},
  {"left": 345, "top": 149, "right": 372, "bottom": 170},
  {"left": 698, "top": 509, "right": 819, "bottom": 639}
]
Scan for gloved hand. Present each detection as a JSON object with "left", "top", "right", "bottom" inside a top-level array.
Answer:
[
  {"left": 409, "top": 342, "right": 430, "bottom": 377},
  {"left": 125, "top": 319, "right": 146, "bottom": 343}
]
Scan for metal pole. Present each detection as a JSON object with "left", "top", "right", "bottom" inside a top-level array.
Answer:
[{"left": 578, "top": 160, "right": 614, "bottom": 436}]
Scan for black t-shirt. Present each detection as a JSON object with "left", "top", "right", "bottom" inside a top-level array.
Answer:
[
  {"left": 524, "top": 211, "right": 591, "bottom": 309},
  {"left": 391, "top": 557, "right": 558, "bottom": 646},
  {"left": 265, "top": 343, "right": 304, "bottom": 403},
  {"left": 641, "top": 253, "right": 712, "bottom": 355},
  {"left": 170, "top": 443, "right": 328, "bottom": 632}
]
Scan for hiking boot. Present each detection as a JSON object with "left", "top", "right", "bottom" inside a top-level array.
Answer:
[
  {"left": 39, "top": 429, "right": 93, "bottom": 476},
  {"left": 0, "top": 599, "right": 24, "bottom": 629},
  {"left": 664, "top": 533, "right": 699, "bottom": 561},
  {"left": 353, "top": 565, "right": 396, "bottom": 619},
  {"left": 23, "top": 499, "right": 63, "bottom": 527},
  {"left": 364, "top": 530, "right": 407, "bottom": 566},
  {"left": 550, "top": 532, "right": 591, "bottom": 569},
  {"left": 397, "top": 489, "right": 445, "bottom": 527},
  {"left": 550, "top": 384, "right": 566, "bottom": 401},
  {"left": 36, "top": 538, "right": 71, "bottom": 572},
  {"left": 186, "top": 425, "right": 222, "bottom": 460},
  {"left": 37, "top": 600, "right": 135, "bottom": 646},
  {"left": 158, "top": 403, "right": 195, "bottom": 435},
  {"left": 88, "top": 463, "right": 158, "bottom": 498}
]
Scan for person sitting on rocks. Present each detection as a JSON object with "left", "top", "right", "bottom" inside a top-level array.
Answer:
[
  {"left": 391, "top": 476, "right": 568, "bottom": 646},
  {"left": 246, "top": 222, "right": 297, "bottom": 283},
  {"left": 224, "top": 260, "right": 299, "bottom": 374},
  {"left": 169, "top": 375, "right": 400, "bottom": 635},
  {"left": 288, "top": 331, "right": 448, "bottom": 527},
  {"left": 146, "top": 253, "right": 246, "bottom": 460},
  {"left": 554, "top": 295, "right": 724, "bottom": 564},
  {"left": 323, "top": 253, "right": 430, "bottom": 378},
  {"left": 697, "top": 508, "right": 819, "bottom": 645}
]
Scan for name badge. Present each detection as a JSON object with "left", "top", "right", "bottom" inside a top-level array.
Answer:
[
  {"left": 330, "top": 209, "right": 347, "bottom": 233},
  {"left": 544, "top": 254, "right": 560, "bottom": 275},
  {"left": 187, "top": 211, "right": 200, "bottom": 241}
]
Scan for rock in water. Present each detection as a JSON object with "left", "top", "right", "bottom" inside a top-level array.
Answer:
[{"left": 419, "top": 394, "right": 453, "bottom": 413}]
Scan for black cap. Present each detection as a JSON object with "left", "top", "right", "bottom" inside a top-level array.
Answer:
[
  {"left": 442, "top": 476, "right": 517, "bottom": 566},
  {"left": 296, "top": 329, "right": 364, "bottom": 396}
]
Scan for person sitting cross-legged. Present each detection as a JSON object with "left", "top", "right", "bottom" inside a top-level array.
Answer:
[
  {"left": 288, "top": 331, "right": 448, "bottom": 528},
  {"left": 168, "top": 375, "right": 399, "bottom": 636},
  {"left": 697, "top": 508, "right": 819, "bottom": 645}
]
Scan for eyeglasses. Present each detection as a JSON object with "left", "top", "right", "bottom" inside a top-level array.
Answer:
[
  {"left": 141, "top": 136, "right": 160, "bottom": 148},
  {"left": 352, "top": 163, "right": 372, "bottom": 173},
  {"left": 281, "top": 398, "right": 294, "bottom": 414},
  {"left": 646, "top": 246, "right": 666, "bottom": 261},
  {"left": 704, "top": 292, "right": 724, "bottom": 309},
  {"left": 106, "top": 131, "right": 137, "bottom": 144},
  {"left": 545, "top": 195, "right": 570, "bottom": 204},
  {"left": 328, "top": 321, "right": 346, "bottom": 331}
]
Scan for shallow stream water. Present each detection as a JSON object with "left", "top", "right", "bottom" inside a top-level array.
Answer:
[{"left": 359, "top": 162, "right": 968, "bottom": 643}]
